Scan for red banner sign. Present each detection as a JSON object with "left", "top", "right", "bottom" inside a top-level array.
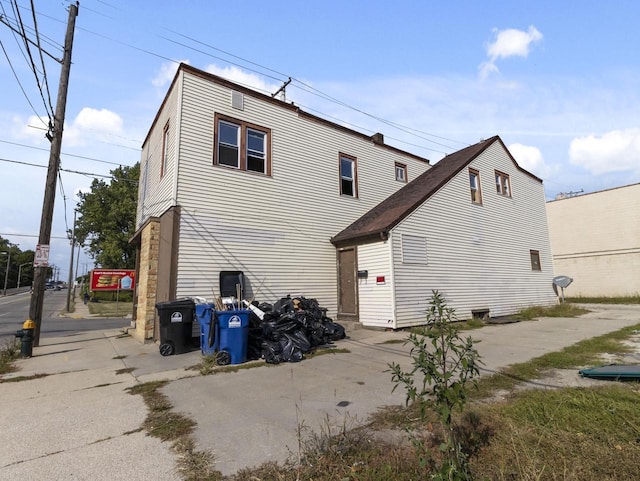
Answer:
[{"left": 90, "top": 269, "right": 136, "bottom": 291}]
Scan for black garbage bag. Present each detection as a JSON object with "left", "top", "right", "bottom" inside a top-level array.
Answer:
[
  {"left": 273, "top": 296, "right": 293, "bottom": 314},
  {"left": 287, "top": 329, "right": 311, "bottom": 354},
  {"left": 262, "top": 340, "right": 284, "bottom": 364},
  {"left": 324, "top": 321, "right": 346, "bottom": 341},
  {"left": 279, "top": 334, "right": 303, "bottom": 362},
  {"left": 274, "top": 312, "right": 303, "bottom": 334},
  {"left": 247, "top": 327, "right": 264, "bottom": 361}
]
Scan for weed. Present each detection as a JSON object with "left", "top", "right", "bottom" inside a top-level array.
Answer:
[
  {"left": 0, "top": 338, "right": 20, "bottom": 375},
  {"left": 112, "top": 355, "right": 127, "bottom": 360},
  {"left": 567, "top": 295, "right": 640, "bottom": 304},
  {"left": 127, "top": 380, "right": 222, "bottom": 480},
  {"left": 115, "top": 367, "right": 135, "bottom": 375},
  {"left": 512, "top": 303, "right": 589, "bottom": 321},
  {"left": 0, "top": 372, "right": 49, "bottom": 383},
  {"left": 389, "top": 290, "right": 480, "bottom": 480}
]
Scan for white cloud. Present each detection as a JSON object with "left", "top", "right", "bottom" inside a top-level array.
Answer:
[
  {"left": 508, "top": 142, "right": 553, "bottom": 178},
  {"left": 480, "top": 26, "right": 543, "bottom": 79},
  {"left": 74, "top": 107, "right": 123, "bottom": 133},
  {"left": 569, "top": 128, "right": 640, "bottom": 174},
  {"left": 152, "top": 60, "right": 188, "bottom": 88},
  {"left": 204, "top": 64, "right": 279, "bottom": 95},
  {"left": 64, "top": 108, "right": 123, "bottom": 146}
]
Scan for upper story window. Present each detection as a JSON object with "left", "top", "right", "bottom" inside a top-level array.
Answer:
[
  {"left": 214, "top": 114, "right": 271, "bottom": 175},
  {"left": 495, "top": 170, "right": 511, "bottom": 197},
  {"left": 469, "top": 168, "right": 482, "bottom": 204},
  {"left": 395, "top": 162, "right": 407, "bottom": 183},
  {"left": 530, "top": 250, "right": 541, "bottom": 271},
  {"left": 340, "top": 153, "right": 358, "bottom": 198},
  {"left": 161, "top": 121, "right": 170, "bottom": 178}
]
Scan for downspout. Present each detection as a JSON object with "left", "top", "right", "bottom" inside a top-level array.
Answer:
[{"left": 387, "top": 231, "right": 398, "bottom": 329}]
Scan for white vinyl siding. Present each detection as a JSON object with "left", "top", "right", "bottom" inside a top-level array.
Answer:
[
  {"left": 401, "top": 234, "right": 428, "bottom": 265},
  {"left": 164, "top": 70, "right": 430, "bottom": 315},
  {"left": 357, "top": 242, "right": 395, "bottom": 327},
  {"left": 137, "top": 74, "right": 181, "bottom": 226},
  {"left": 389, "top": 141, "right": 556, "bottom": 328}
]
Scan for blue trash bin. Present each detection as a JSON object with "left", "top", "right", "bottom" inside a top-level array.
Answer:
[
  {"left": 195, "top": 303, "right": 216, "bottom": 356},
  {"left": 215, "top": 309, "right": 250, "bottom": 365}
]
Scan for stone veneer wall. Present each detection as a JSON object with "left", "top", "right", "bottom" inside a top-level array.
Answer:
[{"left": 133, "top": 219, "right": 160, "bottom": 342}]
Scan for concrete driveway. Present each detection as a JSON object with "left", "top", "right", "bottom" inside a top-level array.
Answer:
[{"left": 161, "top": 303, "right": 640, "bottom": 475}]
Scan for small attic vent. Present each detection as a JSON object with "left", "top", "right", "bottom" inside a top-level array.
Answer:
[{"left": 231, "top": 91, "right": 244, "bottom": 110}]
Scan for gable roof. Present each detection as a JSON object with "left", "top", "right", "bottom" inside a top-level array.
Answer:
[{"left": 331, "top": 135, "right": 542, "bottom": 247}]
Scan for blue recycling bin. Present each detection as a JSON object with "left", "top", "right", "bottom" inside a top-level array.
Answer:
[
  {"left": 216, "top": 309, "right": 250, "bottom": 365},
  {"left": 195, "top": 305, "right": 250, "bottom": 365},
  {"left": 195, "top": 303, "right": 216, "bottom": 356}
]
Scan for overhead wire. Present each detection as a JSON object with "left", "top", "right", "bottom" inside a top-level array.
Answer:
[
  {"left": 10, "top": 0, "right": 53, "bottom": 121},
  {"left": 29, "top": 0, "right": 55, "bottom": 114},
  {"left": 0, "top": 157, "right": 140, "bottom": 185}
]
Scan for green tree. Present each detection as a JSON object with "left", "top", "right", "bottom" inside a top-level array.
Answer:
[{"left": 75, "top": 163, "right": 139, "bottom": 269}]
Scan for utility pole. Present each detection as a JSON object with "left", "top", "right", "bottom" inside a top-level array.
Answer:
[
  {"left": 65, "top": 209, "right": 76, "bottom": 312},
  {"left": 29, "top": 2, "right": 79, "bottom": 347}
]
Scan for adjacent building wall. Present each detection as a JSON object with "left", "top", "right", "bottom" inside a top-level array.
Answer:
[{"left": 546, "top": 183, "right": 640, "bottom": 297}]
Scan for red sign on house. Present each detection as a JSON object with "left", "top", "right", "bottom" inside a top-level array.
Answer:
[{"left": 90, "top": 269, "right": 136, "bottom": 291}]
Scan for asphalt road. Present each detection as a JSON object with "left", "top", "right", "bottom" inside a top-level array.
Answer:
[{"left": 0, "top": 289, "right": 128, "bottom": 343}]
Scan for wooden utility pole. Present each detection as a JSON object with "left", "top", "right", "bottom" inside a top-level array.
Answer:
[
  {"left": 30, "top": 2, "right": 79, "bottom": 346},
  {"left": 65, "top": 209, "right": 77, "bottom": 312}
]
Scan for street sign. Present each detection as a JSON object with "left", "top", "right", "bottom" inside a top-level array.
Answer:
[{"left": 34, "top": 244, "right": 50, "bottom": 267}]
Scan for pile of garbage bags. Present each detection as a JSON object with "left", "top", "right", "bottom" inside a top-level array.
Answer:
[{"left": 247, "top": 295, "right": 346, "bottom": 364}]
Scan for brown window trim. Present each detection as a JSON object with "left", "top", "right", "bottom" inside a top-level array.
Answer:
[
  {"left": 213, "top": 113, "right": 272, "bottom": 176},
  {"left": 395, "top": 162, "right": 407, "bottom": 183},
  {"left": 161, "top": 121, "right": 169, "bottom": 178},
  {"left": 339, "top": 152, "right": 359, "bottom": 198},
  {"left": 495, "top": 170, "right": 511, "bottom": 197},
  {"left": 469, "top": 168, "right": 482, "bottom": 205}
]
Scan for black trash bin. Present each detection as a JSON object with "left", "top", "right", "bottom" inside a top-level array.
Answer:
[{"left": 155, "top": 299, "right": 195, "bottom": 356}]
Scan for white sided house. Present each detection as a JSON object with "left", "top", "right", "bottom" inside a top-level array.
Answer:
[
  {"left": 131, "top": 63, "right": 556, "bottom": 342},
  {"left": 331, "top": 136, "right": 557, "bottom": 328},
  {"left": 131, "top": 64, "right": 431, "bottom": 342}
]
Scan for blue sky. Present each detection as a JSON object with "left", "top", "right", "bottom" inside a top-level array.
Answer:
[{"left": 1, "top": 0, "right": 639, "bottom": 281}]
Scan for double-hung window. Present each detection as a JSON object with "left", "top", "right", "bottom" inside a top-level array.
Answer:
[
  {"left": 214, "top": 114, "right": 271, "bottom": 175},
  {"left": 161, "top": 121, "right": 170, "bottom": 178},
  {"left": 469, "top": 168, "right": 482, "bottom": 204},
  {"left": 495, "top": 170, "right": 511, "bottom": 197},
  {"left": 530, "top": 250, "right": 541, "bottom": 271},
  {"left": 340, "top": 153, "right": 358, "bottom": 197},
  {"left": 395, "top": 162, "right": 407, "bottom": 183}
]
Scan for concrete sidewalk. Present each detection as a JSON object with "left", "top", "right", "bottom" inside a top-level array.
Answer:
[{"left": 1, "top": 303, "right": 639, "bottom": 479}]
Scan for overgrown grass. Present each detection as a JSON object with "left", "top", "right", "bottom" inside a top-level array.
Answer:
[
  {"left": 0, "top": 338, "right": 20, "bottom": 376},
  {"left": 127, "top": 380, "right": 223, "bottom": 480},
  {"left": 471, "top": 322, "right": 640, "bottom": 400},
  {"left": 87, "top": 300, "right": 134, "bottom": 317},
  {"left": 511, "top": 302, "right": 590, "bottom": 321},
  {"left": 567, "top": 295, "right": 640, "bottom": 304},
  {"left": 470, "top": 385, "right": 640, "bottom": 480},
  {"left": 239, "top": 321, "right": 640, "bottom": 481}
]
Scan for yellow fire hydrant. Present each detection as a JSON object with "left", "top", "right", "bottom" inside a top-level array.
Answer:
[{"left": 15, "top": 319, "right": 36, "bottom": 358}]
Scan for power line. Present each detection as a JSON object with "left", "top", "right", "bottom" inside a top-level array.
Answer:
[
  {"left": 0, "top": 138, "right": 138, "bottom": 166},
  {"left": 29, "top": 0, "right": 55, "bottom": 114},
  {"left": 10, "top": 0, "right": 53, "bottom": 121},
  {"left": 0, "top": 157, "right": 140, "bottom": 184}
]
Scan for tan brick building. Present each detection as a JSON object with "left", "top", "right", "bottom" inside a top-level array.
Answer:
[{"left": 546, "top": 183, "right": 640, "bottom": 297}]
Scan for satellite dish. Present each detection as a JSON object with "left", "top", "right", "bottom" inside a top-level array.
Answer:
[{"left": 552, "top": 275, "right": 573, "bottom": 302}]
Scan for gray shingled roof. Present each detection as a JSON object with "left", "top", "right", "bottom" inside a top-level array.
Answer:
[{"left": 331, "top": 135, "right": 540, "bottom": 247}]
